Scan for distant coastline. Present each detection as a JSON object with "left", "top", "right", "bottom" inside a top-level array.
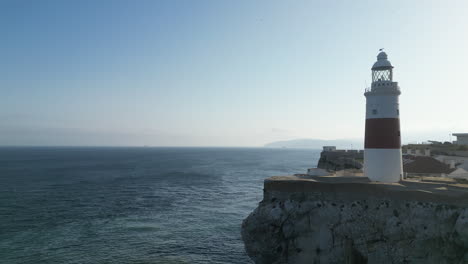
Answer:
[{"left": 264, "top": 138, "right": 363, "bottom": 149}]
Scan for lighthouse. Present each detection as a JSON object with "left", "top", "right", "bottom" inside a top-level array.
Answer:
[{"left": 364, "top": 51, "right": 402, "bottom": 182}]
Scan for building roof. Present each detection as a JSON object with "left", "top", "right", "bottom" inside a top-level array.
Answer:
[
  {"left": 403, "top": 144, "right": 431, "bottom": 150},
  {"left": 453, "top": 133, "right": 468, "bottom": 137},
  {"left": 450, "top": 168, "right": 468, "bottom": 175},
  {"left": 403, "top": 156, "right": 455, "bottom": 174}
]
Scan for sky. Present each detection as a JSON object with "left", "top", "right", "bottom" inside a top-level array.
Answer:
[{"left": 1, "top": 0, "right": 468, "bottom": 147}]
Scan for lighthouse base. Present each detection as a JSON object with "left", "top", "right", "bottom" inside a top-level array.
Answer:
[{"left": 364, "top": 148, "right": 402, "bottom": 183}]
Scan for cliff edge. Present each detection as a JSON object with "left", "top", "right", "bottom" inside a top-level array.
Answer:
[{"left": 241, "top": 175, "right": 468, "bottom": 264}]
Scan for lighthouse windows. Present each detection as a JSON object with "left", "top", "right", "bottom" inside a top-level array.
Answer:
[{"left": 372, "top": 69, "right": 392, "bottom": 82}]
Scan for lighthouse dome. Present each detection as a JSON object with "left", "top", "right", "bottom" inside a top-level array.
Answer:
[
  {"left": 377, "top": 51, "right": 388, "bottom": 60},
  {"left": 372, "top": 51, "right": 393, "bottom": 70}
]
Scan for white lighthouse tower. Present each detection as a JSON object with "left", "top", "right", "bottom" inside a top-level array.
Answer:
[{"left": 364, "top": 51, "right": 402, "bottom": 183}]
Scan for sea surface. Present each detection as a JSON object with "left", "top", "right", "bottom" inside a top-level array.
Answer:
[{"left": 0, "top": 147, "right": 320, "bottom": 263}]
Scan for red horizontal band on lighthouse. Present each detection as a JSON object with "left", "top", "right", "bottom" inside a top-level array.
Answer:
[{"left": 365, "top": 118, "right": 401, "bottom": 149}]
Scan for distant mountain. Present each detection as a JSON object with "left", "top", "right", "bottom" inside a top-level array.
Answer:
[{"left": 264, "top": 138, "right": 363, "bottom": 149}]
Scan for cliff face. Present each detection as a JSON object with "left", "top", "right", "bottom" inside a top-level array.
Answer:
[{"left": 241, "top": 176, "right": 468, "bottom": 264}]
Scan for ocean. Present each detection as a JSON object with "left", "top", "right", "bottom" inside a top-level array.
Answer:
[{"left": 0, "top": 147, "right": 320, "bottom": 263}]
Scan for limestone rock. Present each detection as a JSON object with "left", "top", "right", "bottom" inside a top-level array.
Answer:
[{"left": 242, "top": 176, "right": 468, "bottom": 264}]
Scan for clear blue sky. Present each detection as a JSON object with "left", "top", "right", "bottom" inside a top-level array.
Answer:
[{"left": 1, "top": 0, "right": 467, "bottom": 146}]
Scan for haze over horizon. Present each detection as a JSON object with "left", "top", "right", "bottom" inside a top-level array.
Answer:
[{"left": 2, "top": 0, "right": 468, "bottom": 147}]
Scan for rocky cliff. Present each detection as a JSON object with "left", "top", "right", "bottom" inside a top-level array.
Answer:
[{"left": 241, "top": 176, "right": 468, "bottom": 264}]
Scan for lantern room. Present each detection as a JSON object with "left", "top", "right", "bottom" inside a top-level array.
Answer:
[{"left": 371, "top": 51, "right": 393, "bottom": 83}]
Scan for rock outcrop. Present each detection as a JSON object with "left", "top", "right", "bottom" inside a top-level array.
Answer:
[
  {"left": 317, "top": 151, "right": 363, "bottom": 171},
  {"left": 242, "top": 176, "right": 468, "bottom": 264}
]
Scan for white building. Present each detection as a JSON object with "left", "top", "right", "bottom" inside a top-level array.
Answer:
[
  {"left": 323, "top": 146, "right": 336, "bottom": 152},
  {"left": 403, "top": 148, "right": 431, "bottom": 156},
  {"left": 453, "top": 133, "right": 468, "bottom": 145}
]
